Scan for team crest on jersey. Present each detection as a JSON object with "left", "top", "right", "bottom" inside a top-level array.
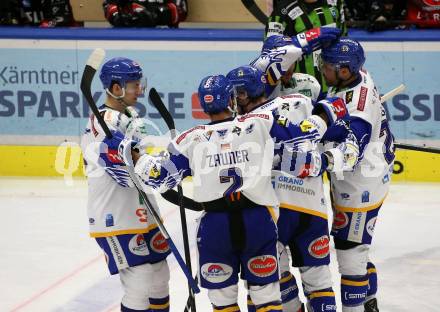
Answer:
[
  {"left": 201, "top": 263, "right": 233, "bottom": 283},
  {"left": 232, "top": 126, "right": 242, "bottom": 136},
  {"left": 345, "top": 90, "right": 354, "bottom": 104},
  {"left": 308, "top": 236, "right": 330, "bottom": 259},
  {"left": 299, "top": 120, "right": 314, "bottom": 132},
  {"left": 245, "top": 123, "right": 255, "bottom": 134},
  {"left": 247, "top": 255, "right": 277, "bottom": 277},
  {"left": 129, "top": 234, "right": 149, "bottom": 256}
]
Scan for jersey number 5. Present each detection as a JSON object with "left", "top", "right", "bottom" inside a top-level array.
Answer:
[{"left": 219, "top": 167, "right": 243, "bottom": 197}]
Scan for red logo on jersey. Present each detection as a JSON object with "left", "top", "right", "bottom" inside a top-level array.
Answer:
[
  {"left": 107, "top": 149, "right": 123, "bottom": 164},
  {"left": 308, "top": 236, "right": 330, "bottom": 259},
  {"left": 150, "top": 232, "right": 169, "bottom": 253},
  {"left": 237, "top": 113, "right": 270, "bottom": 122},
  {"left": 247, "top": 255, "right": 277, "bottom": 277},
  {"left": 357, "top": 86, "right": 368, "bottom": 111},
  {"left": 331, "top": 98, "right": 347, "bottom": 118},
  {"left": 136, "top": 208, "right": 148, "bottom": 223},
  {"left": 176, "top": 125, "right": 206, "bottom": 144},
  {"left": 298, "top": 164, "right": 312, "bottom": 179},
  {"left": 192, "top": 93, "right": 209, "bottom": 120},
  {"left": 333, "top": 211, "right": 349, "bottom": 229}
]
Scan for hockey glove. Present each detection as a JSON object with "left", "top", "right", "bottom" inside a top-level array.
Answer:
[
  {"left": 312, "top": 97, "right": 348, "bottom": 127},
  {"left": 291, "top": 150, "right": 328, "bottom": 178},
  {"left": 102, "top": 130, "right": 138, "bottom": 167},
  {"left": 324, "top": 139, "right": 360, "bottom": 172},
  {"left": 293, "top": 27, "right": 341, "bottom": 55}
]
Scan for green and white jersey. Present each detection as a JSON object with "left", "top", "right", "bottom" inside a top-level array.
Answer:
[{"left": 265, "top": 0, "right": 347, "bottom": 92}]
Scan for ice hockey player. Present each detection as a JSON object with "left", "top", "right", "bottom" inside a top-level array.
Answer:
[
  {"left": 250, "top": 26, "right": 341, "bottom": 100},
  {"left": 81, "top": 57, "right": 174, "bottom": 312},
  {"left": 102, "top": 73, "right": 349, "bottom": 311},
  {"left": 320, "top": 38, "right": 395, "bottom": 312},
  {"left": 226, "top": 65, "right": 357, "bottom": 312}
]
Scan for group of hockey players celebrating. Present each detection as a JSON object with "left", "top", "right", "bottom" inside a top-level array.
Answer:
[{"left": 81, "top": 25, "right": 394, "bottom": 312}]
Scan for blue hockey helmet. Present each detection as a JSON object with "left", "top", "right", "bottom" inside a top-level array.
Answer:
[
  {"left": 226, "top": 65, "right": 266, "bottom": 98},
  {"left": 198, "top": 75, "right": 234, "bottom": 114},
  {"left": 99, "top": 57, "right": 143, "bottom": 89},
  {"left": 320, "top": 38, "right": 365, "bottom": 74}
]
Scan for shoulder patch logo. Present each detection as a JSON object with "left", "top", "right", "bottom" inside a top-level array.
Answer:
[
  {"left": 232, "top": 126, "right": 242, "bottom": 136},
  {"left": 345, "top": 90, "right": 354, "bottom": 104}
]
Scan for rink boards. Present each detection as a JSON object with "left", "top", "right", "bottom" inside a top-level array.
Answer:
[{"left": 0, "top": 29, "right": 439, "bottom": 181}]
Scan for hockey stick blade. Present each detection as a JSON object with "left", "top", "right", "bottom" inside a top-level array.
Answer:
[
  {"left": 80, "top": 49, "right": 112, "bottom": 138},
  {"left": 241, "top": 0, "right": 267, "bottom": 25},
  {"left": 80, "top": 50, "right": 200, "bottom": 295},
  {"left": 380, "top": 84, "right": 406, "bottom": 103},
  {"left": 149, "top": 88, "right": 176, "bottom": 134},
  {"left": 394, "top": 143, "right": 440, "bottom": 154}
]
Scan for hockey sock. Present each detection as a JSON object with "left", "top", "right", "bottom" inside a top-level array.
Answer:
[
  {"left": 306, "top": 287, "right": 336, "bottom": 311},
  {"left": 255, "top": 300, "right": 283, "bottom": 312},
  {"left": 213, "top": 303, "right": 240, "bottom": 312},
  {"left": 340, "top": 275, "right": 368, "bottom": 309},
  {"left": 279, "top": 271, "right": 302, "bottom": 311},
  {"left": 149, "top": 296, "right": 170, "bottom": 312},
  {"left": 366, "top": 262, "right": 378, "bottom": 300}
]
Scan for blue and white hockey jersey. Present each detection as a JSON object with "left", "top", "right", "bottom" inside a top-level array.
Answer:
[
  {"left": 81, "top": 106, "right": 163, "bottom": 238},
  {"left": 327, "top": 70, "right": 395, "bottom": 212},
  {"left": 134, "top": 111, "right": 328, "bottom": 208}
]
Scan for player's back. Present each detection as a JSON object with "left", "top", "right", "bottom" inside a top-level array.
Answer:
[{"left": 172, "top": 113, "right": 279, "bottom": 207}]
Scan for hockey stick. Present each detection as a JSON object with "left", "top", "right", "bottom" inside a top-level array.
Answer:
[
  {"left": 149, "top": 87, "right": 197, "bottom": 312},
  {"left": 80, "top": 48, "right": 200, "bottom": 295},
  {"left": 393, "top": 143, "right": 440, "bottom": 154},
  {"left": 380, "top": 84, "right": 440, "bottom": 154},
  {"left": 241, "top": 0, "right": 267, "bottom": 24},
  {"left": 380, "top": 84, "right": 406, "bottom": 103}
]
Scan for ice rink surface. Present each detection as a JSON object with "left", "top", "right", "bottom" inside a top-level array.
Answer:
[{"left": 1, "top": 177, "right": 439, "bottom": 312}]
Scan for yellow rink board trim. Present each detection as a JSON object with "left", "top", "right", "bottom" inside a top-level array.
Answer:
[{"left": 1, "top": 145, "right": 440, "bottom": 182}]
